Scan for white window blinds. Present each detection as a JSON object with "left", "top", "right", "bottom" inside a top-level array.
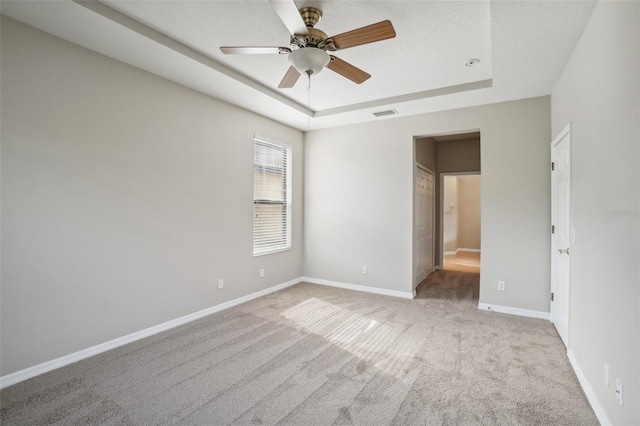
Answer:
[{"left": 253, "top": 137, "right": 292, "bottom": 256}]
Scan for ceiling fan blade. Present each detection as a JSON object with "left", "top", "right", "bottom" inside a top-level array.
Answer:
[
  {"left": 329, "top": 20, "right": 396, "bottom": 50},
  {"left": 220, "top": 46, "right": 291, "bottom": 55},
  {"left": 327, "top": 55, "right": 371, "bottom": 84},
  {"left": 278, "top": 66, "right": 301, "bottom": 88},
  {"left": 269, "top": 0, "right": 308, "bottom": 36}
]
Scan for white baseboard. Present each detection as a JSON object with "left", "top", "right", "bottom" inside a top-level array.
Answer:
[
  {"left": 477, "top": 303, "right": 550, "bottom": 320},
  {"left": 301, "top": 277, "right": 415, "bottom": 300},
  {"left": 444, "top": 249, "right": 481, "bottom": 256},
  {"left": 567, "top": 349, "right": 611, "bottom": 426},
  {"left": 457, "top": 248, "right": 481, "bottom": 253},
  {"left": 0, "top": 277, "right": 302, "bottom": 389}
]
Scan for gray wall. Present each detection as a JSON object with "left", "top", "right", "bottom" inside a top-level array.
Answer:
[
  {"left": 436, "top": 139, "right": 481, "bottom": 173},
  {"left": 551, "top": 1, "right": 639, "bottom": 424},
  {"left": 0, "top": 17, "right": 304, "bottom": 375},
  {"left": 304, "top": 96, "right": 551, "bottom": 312},
  {"left": 415, "top": 137, "right": 436, "bottom": 172}
]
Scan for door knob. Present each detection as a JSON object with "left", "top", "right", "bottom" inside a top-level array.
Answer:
[{"left": 558, "top": 248, "right": 570, "bottom": 255}]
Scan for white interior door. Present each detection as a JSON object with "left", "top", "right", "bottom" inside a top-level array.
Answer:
[
  {"left": 424, "top": 172, "right": 434, "bottom": 275},
  {"left": 551, "top": 125, "right": 571, "bottom": 347},
  {"left": 415, "top": 166, "right": 434, "bottom": 288},
  {"left": 415, "top": 169, "right": 426, "bottom": 285}
]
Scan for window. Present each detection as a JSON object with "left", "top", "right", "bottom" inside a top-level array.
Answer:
[{"left": 253, "top": 136, "right": 292, "bottom": 256}]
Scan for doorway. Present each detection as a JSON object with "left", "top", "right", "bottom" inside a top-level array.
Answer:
[
  {"left": 413, "top": 131, "right": 482, "bottom": 298},
  {"left": 441, "top": 173, "right": 481, "bottom": 273}
]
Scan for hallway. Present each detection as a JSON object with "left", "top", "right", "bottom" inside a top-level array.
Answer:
[
  {"left": 443, "top": 251, "right": 480, "bottom": 273},
  {"left": 415, "top": 269, "right": 479, "bottom": 305}
]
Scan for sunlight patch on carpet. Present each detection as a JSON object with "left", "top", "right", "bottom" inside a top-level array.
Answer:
[{"left": 280, "top": 297, "right": 418, "bottom": 380}]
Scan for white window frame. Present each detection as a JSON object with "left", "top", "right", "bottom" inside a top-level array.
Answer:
[{"left": 253, "top": 135, "right": 292, "bottom": 256}]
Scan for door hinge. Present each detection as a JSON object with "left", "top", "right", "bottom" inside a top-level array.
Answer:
[
  {"left": 551, "top": 293, "right": 554, "bottom": 302},
  {"left": 551, "top": 162, "right": 555, "bottom": 171},
  {"left": 552, "top": 225, "right": 555, "bottom": 234}
]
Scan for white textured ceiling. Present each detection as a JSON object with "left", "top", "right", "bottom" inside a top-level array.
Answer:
[
  {"left": 1, "top": 1, "right": 597, "bottom": 131},
  {"left": 106, "top": 0, "right": 493, "bottom": 111}
]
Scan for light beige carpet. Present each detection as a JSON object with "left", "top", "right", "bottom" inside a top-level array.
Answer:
[{"left": 0, "top": 272, "right": 598, "bottom": 425}]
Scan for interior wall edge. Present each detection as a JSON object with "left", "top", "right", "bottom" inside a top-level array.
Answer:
[{"left": 567, "top": 349, "right": 612, "bottom": 426}]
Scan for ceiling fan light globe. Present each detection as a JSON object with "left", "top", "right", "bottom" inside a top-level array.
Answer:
[{"left": 288, "top": 47, "right": 330, "bottom": 76}]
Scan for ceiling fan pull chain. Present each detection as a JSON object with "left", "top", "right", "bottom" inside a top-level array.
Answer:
[{"left": 307, "top": 73, "right": 311, "bottom": 131}]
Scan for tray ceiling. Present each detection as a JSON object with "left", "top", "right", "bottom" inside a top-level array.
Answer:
[{"left": 1, "top": 1, "right": 597, "bottom": 130}]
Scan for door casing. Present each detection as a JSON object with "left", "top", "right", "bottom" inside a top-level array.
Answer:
[
  {"left": 438, "top": 171, "right": 481, "bottom": 270},
  {"left": 550, "top": 123, "right": 572, "bottom": 347}
]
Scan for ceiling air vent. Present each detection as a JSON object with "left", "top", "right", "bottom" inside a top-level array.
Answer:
[{"left": 372, "top": 109, "right": 398, "bottom": 118}]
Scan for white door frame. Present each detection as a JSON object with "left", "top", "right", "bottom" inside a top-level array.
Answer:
[
  {"left": 413, "top": 163, "right": 435, "bottom": 293},
  {"left": 438, "top": 171, "right": 481, "bottom": 269},
  {"left": 550, "top": 123, "right": 572, "bottom": 348}
]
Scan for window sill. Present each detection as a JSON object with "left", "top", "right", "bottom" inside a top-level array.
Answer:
[{"left": 253, "top": 247, "right": 292, "bottom": 257}]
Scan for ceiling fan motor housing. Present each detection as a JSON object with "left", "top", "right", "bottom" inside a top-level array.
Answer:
[{"left": 290, "top": 27, "right": 334, "bottom": 51}]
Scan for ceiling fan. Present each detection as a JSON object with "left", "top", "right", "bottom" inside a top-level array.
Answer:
[{"left": 220, "top": 0, "right": 396, "bottom": 88}]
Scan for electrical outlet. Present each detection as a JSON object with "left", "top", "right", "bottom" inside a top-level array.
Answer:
[
  {"left": 616, "top": 379, "right": 623, "bottom": 406},
  {"left": 604, "top": 363, "right": 610, "bottom": 386},
  {"left": 218, "top": 279, "right": 224, "bottom": 289},
  {"left": 260, "top": 269, "right": 265, "bottom": 278},
  {"left": 362, "top": 266, "right": 368, "bottom": 275},
  {"left": 497, "top": 281, "right": 505, "bottom": 291}
]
